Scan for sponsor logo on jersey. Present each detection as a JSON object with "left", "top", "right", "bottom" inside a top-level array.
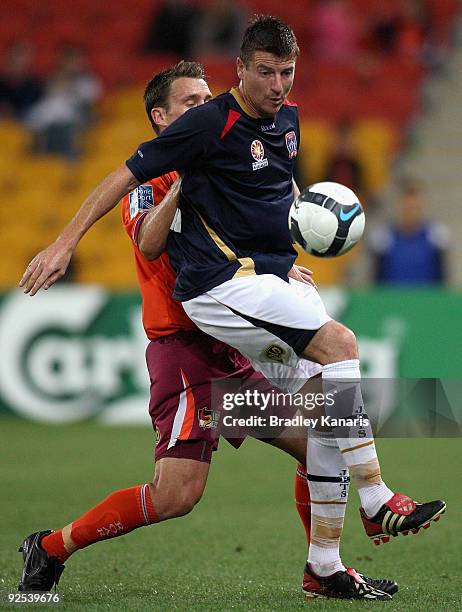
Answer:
[
  {"left": 251, "top": 139, "right": 268, "bottom": 171},
  {"left": 263, "top": 343, "right": 288, "bottom": 364},
  {"left": 155, "top": 426, "right": 161, "bottom": 445},
  {"left": 251, "top": 139, "right": 265, "bottom": 161},
  {"left": 129, "top": 185, "right": 154, "bottom": 219},
  {"left": 285, "top": 131, "right": 298, "bottom": 158},
  {"left": 198, "top": 406, "right": 219, "bottom": 429},
  {"left": 261, "top": 122, "right": 275, "bottom": 132}
]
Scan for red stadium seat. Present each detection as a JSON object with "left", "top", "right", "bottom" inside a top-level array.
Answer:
[
  {"left": 89, "top": 52, "right": 136, "bottom": 89},
  {"left": 131, "top": 54, "right": 184, "bottom": 86},
  {"left": 196, "top": 56, "right": 238, "bottom": 91}
]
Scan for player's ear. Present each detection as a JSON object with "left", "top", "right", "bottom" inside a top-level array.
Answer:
[
  {"left": 151, "top": 106, "right": 167, "bottom": 131},
  {"left": 236, "top": 56, "right": 245, "bottom": 80}
]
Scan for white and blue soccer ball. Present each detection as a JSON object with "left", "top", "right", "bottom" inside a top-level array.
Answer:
[{"left": 288, "top": 181, "right": 365, "bottom": 257}]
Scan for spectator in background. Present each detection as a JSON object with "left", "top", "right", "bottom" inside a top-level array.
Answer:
[
  {"left": 368, "top": 0, "right": 428, "bottom": 62},
  {"left": 25, "top": 75, "right": 83, "bottom": 160},
  {"left": 310, "top": 0, "right": 360, "bottom": 63},
  {"left": 191, "top": 0, "right": 247, "bottom": 57},
  {"left": 144, "top": 0, "right": 201, "bottom": 57},
  {"left": 368, "top": 179, "right": 449, "bottom": 285},
  {"left": 54, "top": 46, "right": 103, "bottom": 126},
  {"left": 25, "top": 47, "right": 102, "bottom": 160},
  {"left": 325, "top": 119, "right": 369, "bottom": 203},
  {"left": 0, "top": 42, "right": 43, "bottom": 120}
]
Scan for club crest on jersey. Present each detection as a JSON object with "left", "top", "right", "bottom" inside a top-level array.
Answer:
[
  {"left": 285, "top": 131, "right": 298, "bottom": 158},
  {"left": 129, "top": 185, "right": 154, "bottom": 219},
  {"left": 198, "top": 406, "right": 219, "bottom": 429},
  {"left": 251, "top": 139, "right": 268, "bottom": 171},
  {"left": 261, "top": 343, "right": 288, "bottom": 364},
  {"left": 154, "top": 426, "right": 161, "bottom": 445}
]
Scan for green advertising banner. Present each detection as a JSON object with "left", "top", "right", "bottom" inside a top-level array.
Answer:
[
  {"left": 342, "top": 289, "right": 462, "bottom": 379},
  {"left": 0, "top": 287, "right": 460, "bottom": 428}
]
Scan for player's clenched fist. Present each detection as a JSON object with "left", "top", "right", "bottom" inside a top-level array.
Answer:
[{"left": 19, "top": 239, "right": 73, "bottom": 296}]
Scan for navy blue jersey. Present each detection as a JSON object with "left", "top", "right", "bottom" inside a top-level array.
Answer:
[{"left": 126, "top": 87, "right": 299, "bottom": 301}]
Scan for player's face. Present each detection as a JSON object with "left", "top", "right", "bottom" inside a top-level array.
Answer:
[
  {"left": 237, "top": 52, "right": 296, "bottom": 118},
  {"left": 153, "top": 77, "right": 212, "bottom": 131}
]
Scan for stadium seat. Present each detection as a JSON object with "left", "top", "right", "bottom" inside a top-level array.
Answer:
[
  {"left": 298, "top": 120, "right": 333, "bottom": 184},
  {"left": 196, "top": 56, "right": 238, "bottom": 91},
  {"left": 0, "top": 121, "right": 29, "bottom": 155},
  {"left": 0, "top": 254, "right": 27, "bottom": 289},
  {"left": 15, "top": 157, "right": 77, "bottom": 190},
  {"left": 76, "top": 237, "right": 136, "bottom": 289},
  {"left": 0, "top": 0, "right": 458, "bottom": 290},
  {"left": 131, "top": 54, "right": 184, "bottom": 88},
  {"left": 294, "top": 243, "right": 360, "bottom": 286},
  {"left": 354, "top": 120, "right": 397, "bottom": 193}
]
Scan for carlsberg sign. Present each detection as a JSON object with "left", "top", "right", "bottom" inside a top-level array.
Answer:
[
  {"left": 0, "top": 287, "right": 404, "bottom": 424},
  {"left": 0, "top": 288, "right": 150, "bottom": 423}
]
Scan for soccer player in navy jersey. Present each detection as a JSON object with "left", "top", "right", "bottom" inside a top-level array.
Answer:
[{"left": 20, "top": 16, "right": 445, "bottom": 600}]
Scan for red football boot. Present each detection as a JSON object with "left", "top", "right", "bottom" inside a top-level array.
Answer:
[
  {"left": 360, "top": 492, "right": 446, "bottom": 545},
  {"left": 302, "top": 564, "right": 395, "bottom": 600}
]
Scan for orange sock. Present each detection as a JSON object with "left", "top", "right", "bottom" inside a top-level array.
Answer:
[
  {"left": 42, "top": 484, "right": 158, "bottom": 562},
  {"left": 41, "top": 530, "right": 70, "bottom": 563},
  {"left": 294, "top": 464, "right": 311, "bottom": 546}
]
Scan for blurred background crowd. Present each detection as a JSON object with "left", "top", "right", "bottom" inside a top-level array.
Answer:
[{"left": 0, "top": 0, "right": 460, "bottom": 288}]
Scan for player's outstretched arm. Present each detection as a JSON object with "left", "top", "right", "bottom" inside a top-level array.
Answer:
[
  {"left": 138, "top": 178, "right": 182, "bottom": 260},
  {"left": 19, "top": 164, "right": 140, "bottom": 295}
]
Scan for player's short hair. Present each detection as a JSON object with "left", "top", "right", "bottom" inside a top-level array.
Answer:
[
  {"left": 144, "top": 61, "right": 205, "bottom": 134},
  {"left": 240, "top": 15, "right": 300, "bottom": 66}
]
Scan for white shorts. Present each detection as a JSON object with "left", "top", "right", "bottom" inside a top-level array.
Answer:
[{"left": 183, "top": 275, "right": 331, "bottom": 393}]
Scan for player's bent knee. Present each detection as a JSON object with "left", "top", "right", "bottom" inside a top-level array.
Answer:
[
  {"left": 150, "top": 453, "right": 209, "bottom": 520},
  {"left": 304, "top": 320, "right": 358, "bottom": 364},
  {"left": 164, "top": 488, "right": 203, "bottom": 518},
  {"left": 335, "top": 324, "right": 357, "bottom": 360},
  {"left": 151, "top": 476, "right": 205, "bottom": 520}
]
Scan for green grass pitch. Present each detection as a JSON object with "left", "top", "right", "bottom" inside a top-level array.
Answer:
[{"left": 1, "top": 421, "right": 460, "bottom": 611}]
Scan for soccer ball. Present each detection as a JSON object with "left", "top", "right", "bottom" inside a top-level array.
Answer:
[{"left": 288, "top": 182, "right": 365, "bottom": 257}]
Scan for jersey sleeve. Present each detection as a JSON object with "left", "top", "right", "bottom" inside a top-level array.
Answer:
[
  {"left": 121, "top": 173, "right": 177, "bottom": 246},
  {"left": 121, "top": 187, "right": 152, "bottom": 246},
  {"left": 126, "top": 103, "right": 220, "bottom": 184},
  {"left": 296, "top": 109, "right": 301, "bottom": 150}
]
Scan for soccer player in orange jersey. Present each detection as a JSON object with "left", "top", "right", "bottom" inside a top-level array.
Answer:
[{"left": 17, "top": 61, "right": 322, "bottom": 595}]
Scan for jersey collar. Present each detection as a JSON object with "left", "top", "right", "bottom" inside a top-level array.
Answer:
[{"left": 229, "top": 87, "right": 260, "bottom": 119}]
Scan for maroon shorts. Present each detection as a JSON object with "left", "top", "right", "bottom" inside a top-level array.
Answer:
[{"left": 146, "top": 331, "right": 255, "bottom": 462}]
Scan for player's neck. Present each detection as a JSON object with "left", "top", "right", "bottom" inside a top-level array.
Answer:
[{"left": 237, "top": 83, "right": 273, "bottom": 120}]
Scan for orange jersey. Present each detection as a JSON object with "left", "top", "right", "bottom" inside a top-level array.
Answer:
[{"left": 121, "top": 172, "right": 197, "bottom": 340}]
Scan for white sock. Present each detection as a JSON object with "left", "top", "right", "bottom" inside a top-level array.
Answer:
[
  {"left": 308, "top": 543, "right": 345, "bottom": 577},
  {"left": 322, "top": 359, "right": 393, "bottom": 518},
  {"left": 360, "top": 481, "right": 394, "bottom": 518},
  {"left": 306, "top": 430, "right": 348, "bottom": 577}
]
